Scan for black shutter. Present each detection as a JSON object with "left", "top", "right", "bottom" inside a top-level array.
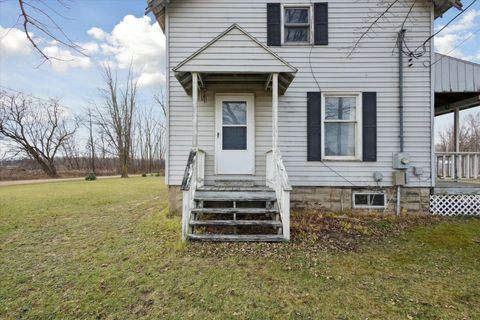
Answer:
[
  {"left": 307, "top": 92, "right": 322, "bottom": 161},
  {"left": 267, "top": 3, "right": 281, "bottom": 46},
  {"left": 362, "top": 92, "right": 377, "bottom": 161},
  {"left": 314, "top": 3, "right": 328, "bottom": 45}
]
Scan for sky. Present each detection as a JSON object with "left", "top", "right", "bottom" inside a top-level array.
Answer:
[
  {"left": 0, "top": 0, "right": 479, "bottom": 143},
  {"left": 0, "top": 0, "right": 166, "bottom": 113}
]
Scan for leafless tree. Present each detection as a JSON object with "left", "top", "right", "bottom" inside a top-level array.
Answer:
[
  {"left": 13, "top": 0, "right": 86, "bottom": 63},
  {"left": 154, "top": 91, "right": 167, "bottom": 119},
  {"left": 436, "top": 111, "right": 480, "bottom": 152},
  {"left": 94, "top": 65, "right": 137, "bottom": 178},
  {"left": 0, "top": 90, "right": 78, "bottom": 177},
  {"left": 134, "top": 105, "right": 166, "bottom": 174},
  {"left": 83, "top": 107, "right": 96, "bottom": 174}
]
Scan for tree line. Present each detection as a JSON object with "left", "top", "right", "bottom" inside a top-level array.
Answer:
[
  {"left": 436, "top": 112, "right": 480, "bottom": 153},
  {"left": 0, "top": 66, "right": 166, "bottom": 179}
]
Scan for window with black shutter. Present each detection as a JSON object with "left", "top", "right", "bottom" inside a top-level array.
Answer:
[
  {"left": 267, "top": 3, "right": 328, "bottom": 46},
  {"left": 307, "top": 92, "right": 377, "bottom": 161}
]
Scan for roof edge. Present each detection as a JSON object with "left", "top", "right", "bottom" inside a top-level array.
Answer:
[{"left": 172, "top": 24, "right": 298, "bottom": 73}]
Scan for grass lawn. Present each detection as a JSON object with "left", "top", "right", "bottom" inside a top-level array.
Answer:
[{"left": 0, "top": 177, "right": 479, "bottom": 319}]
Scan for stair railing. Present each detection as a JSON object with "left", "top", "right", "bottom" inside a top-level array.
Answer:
[
  {"left": 181, "top": 148, "right": 205, "bottom": 240},
  {"left": 266, "top": 148, "right": 292, "bottom": 240}
]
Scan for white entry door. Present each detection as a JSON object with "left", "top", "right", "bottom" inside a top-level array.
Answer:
[{"left": 215, "top": 94, "right": 255, "bottom": 175}]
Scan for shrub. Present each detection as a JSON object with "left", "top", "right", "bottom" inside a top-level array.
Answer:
[
  {"left": 142, "top": 173, "right": 147, "bottom": 177},
  {"left": 155, "top": 172, "right": 161, "bottom": 177},
  {"left": 85, "top": 172, "right": 97, "bottom": 181}
]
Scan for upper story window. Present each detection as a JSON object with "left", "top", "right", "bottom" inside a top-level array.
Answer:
[
  {"left": 322, "top": 93, "right": 362, "bottom": 160},
  {"left": 283, "top": 6, "right": 312, "bottom": 44}
]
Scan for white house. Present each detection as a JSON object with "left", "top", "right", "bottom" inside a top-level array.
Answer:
[{"left": 146, "top": 0, "right": 478, "bottom": 241}]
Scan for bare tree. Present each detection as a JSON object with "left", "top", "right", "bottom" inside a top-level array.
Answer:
[
  {"left": 436, "top": 111, "right": 480, "bottom": 152},
  {"left": 154, "top": 91, "right": 167, "bottom": 119},
  {"left": 0, "top": 91, "right": 78, "bottom": 177},
  {"left": 83, "top": 108, "right": 96, "bottom": 174},
  {"left": 95, "top": 65, "right": 137, "bottom": 178},
  {"left": 14, "top": 0, "right": 86, "bottom": 63}
]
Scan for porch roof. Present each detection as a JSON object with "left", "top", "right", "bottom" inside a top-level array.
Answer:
[
  {"left": 172, "top": 24, "right": 297, "bottom": 95},
  {"left": 434, "top": 53, "right": 480, "bottom": 116}
]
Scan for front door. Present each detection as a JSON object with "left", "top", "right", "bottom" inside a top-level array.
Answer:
[{"left": 215, "top": 94, "right": 255, "bottom": 175}]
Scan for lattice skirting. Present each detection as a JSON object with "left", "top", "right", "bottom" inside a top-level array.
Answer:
[{"left": 430, "top": 195, "right": 480, "bottom": 216}]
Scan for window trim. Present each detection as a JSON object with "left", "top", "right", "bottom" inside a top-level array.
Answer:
[
  {"left": 352, "top": 192, "right": 387, "bottom": 209},
  {"left": 321, "top": 92, "right": 363, "bottom": 161},
  {"left": 281, "top": 4, "right": 314, "bottom": 45}
]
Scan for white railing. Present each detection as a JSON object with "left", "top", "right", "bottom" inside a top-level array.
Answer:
[
  {"left": 266, "top": 148, "right": 292, "bottom": 240},
  {"left": 181, "top": 148, "right": 205, "bottom": 240},
  {"left": 436, "top": 152, "right": 480, "bottom": 180}
]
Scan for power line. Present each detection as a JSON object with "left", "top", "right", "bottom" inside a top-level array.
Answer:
[
  {"left": 407, "top": 0, "right": 478, "bottom": 58},
  {"left": 431, "top": 26, "right": 480, "bottom": 66}
]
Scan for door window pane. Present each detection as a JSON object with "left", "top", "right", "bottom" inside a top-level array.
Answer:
[
  {"left": 223, "top": 101, "right": 246, "bottom": 125},
  {"left": 223, "top": 127, "right": 247, "bottom": 150},
  {"left": 285, "top": 8, "right": 309, "bottom": 23},
  {"left": 325, "top": 97, "right": 356, "bottom": 120},
  {"left": 325, "top": 123, "right": 355, "bottom": 156}
]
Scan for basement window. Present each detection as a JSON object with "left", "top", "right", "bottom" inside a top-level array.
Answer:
[{"left": 352, "top": 192, "right": 387, "bottom": 209}]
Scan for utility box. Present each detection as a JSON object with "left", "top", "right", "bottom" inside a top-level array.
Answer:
[
  {"left": 393, "top": 152, "right": 410, "bottom": 170},
  {"left": 393, "top": 171, "right": 406, "bottom": 186}
]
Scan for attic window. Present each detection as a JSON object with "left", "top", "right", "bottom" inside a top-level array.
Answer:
[
  {"left": 353, "top": 192, "right": 387, "bottom": 209},
  {"left": 283, "top": 6, "right": 311, "bottom": 44}
]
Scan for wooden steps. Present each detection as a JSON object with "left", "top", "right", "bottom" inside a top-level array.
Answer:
[
  {"left": 189, "top": 234, "right": 285, "bottom": 242},
  {"left": 190, "top": 220, "right": 282, "bottom": 227},
  {"left": 191, "top": 208, "right": 278, "bottom": 215},
  {"left": 195, "top": 190, "right": 276, "bottom": 202},
  {"left": 187, "top": 186, "right": 284, "bottom": 242}
]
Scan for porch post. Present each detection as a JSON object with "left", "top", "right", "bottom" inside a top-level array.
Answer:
[
  {"left": 454, "top": 106, "right": 460, "bottom": 179},
  {"left": 192, "top": 72, "right": 198, "bottom": 148},
  {"left": 272, "top": 73, "right": 279, "bottom": 150}
]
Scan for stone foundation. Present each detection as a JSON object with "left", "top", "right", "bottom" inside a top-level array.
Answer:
[
  {"left": 291, "top": 186, "right": 430, "bottom": 214},
  {"left": 168, "top": 185, "right": 431, "bottom": 216},
  {"left": 168, "top": 185, "right": 182, "bottom": 217}
]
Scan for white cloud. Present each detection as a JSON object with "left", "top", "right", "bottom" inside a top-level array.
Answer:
[
  {"left": 436, "top": 10, "right": 480, "bottom": 35},
  {"left": 42, "top": 45, "right": 92, "bottom": 72},
  {"left": 0, "top": 26, "right": 33, "bottom": 56},
  {"left": 87, "top": 27, "right": 108, "bottom": 41},
  {"left": 88, "top": 15, "right": 166, "bottom": 87},
  {"left": 137, "top": 71, "right": 166, "bottom": 87},
  {"left": 79, "top": 41, "right": 100, "bottom": 54},
  {"left": 434, "top": 10, "right": 480, "bottom": 60}
]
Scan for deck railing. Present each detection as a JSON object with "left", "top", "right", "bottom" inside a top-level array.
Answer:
[
  {"left": 436, "top": 152, "right": 480, "bottom": 180},
  {"left": 266, "top": 148, "right": 292, "bottom": 240},
  {"left": 181, "top": 148, "right": 205, "bottom": 240}
]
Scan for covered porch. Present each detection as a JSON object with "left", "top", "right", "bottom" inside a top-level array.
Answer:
[
  {"left": 433, "top": 53, "right": 480, "bottom": 194},
  {"left": 177, "top": 24, "right": 297, "bottom": 241}
]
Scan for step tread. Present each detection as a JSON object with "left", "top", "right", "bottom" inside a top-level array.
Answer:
[
  {"left": 190, "top": 220, "right": 282, "bottom": 227},
  {"left": 195, "top": 191, "right": 276, "bottom": 201},
  {"left": 188, "top": 234, "right": 285, "bottom": 242},
  {"left": 198, "top": 186, "right": 273, "bottom": 192},
  {"left": 191, "top": 208, "right": 279, "bottom": 214}
]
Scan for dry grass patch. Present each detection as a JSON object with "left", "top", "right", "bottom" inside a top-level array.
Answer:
[{"left": 1, "top": 178, "right": 479, "bottom": 319}]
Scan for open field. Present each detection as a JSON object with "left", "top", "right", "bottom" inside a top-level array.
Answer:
[{"left": 0, "top": 177, "right": 479, "bottom": 319}]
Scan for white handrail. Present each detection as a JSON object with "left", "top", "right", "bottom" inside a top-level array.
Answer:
[
  {"left": 181, "top": 148, "right": 205, "bottom": 240},
  {"left": 266, "top": 148, "right": 291, "bottom": 241},
  {"left": 436, "top": 151, "right": 479, "bottom": 180}
]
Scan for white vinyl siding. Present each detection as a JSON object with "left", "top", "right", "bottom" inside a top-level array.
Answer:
[{"left": 166, "top": 0, "right": 433, "bottom": 188}]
